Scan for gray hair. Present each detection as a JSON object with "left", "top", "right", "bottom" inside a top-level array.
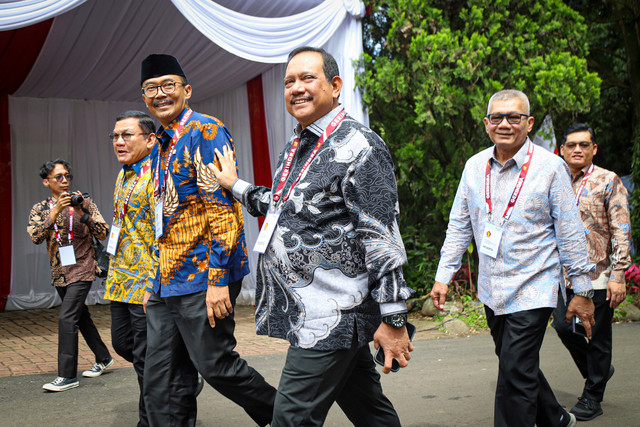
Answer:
[{"left": 487, "top": 89, "right": 530, "bottom": 115}]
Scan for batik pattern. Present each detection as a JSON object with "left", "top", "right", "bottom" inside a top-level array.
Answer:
[
  {"left": 436, "top": 140, "right": 593, "bottom": 315},
  {"left": 104, "top": 156, "right": 157, "bottom": 304},
  {"left": 150, "top": 108, "right": 249, "bottom": 296},
  {"left": 238, "top": 108, "right": 413, "bottom": 350},
  {"left": 573, "top": 164, "right": 631, "bottom": 289},
  {"left": 27, "top": 197, "right": 108, "bottom": 286}
]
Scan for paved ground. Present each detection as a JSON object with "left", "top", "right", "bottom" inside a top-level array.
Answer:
[{"left": 1, "top": 305, "right": 638, "bottom": 426}]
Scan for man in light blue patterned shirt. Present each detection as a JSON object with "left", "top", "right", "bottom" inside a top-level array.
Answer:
[{"left": 432, "top": 89, "right": 595, "bottom": 427}]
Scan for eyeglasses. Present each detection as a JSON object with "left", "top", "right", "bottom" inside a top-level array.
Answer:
[
  {"left": 47, "top": 174, "right": 73, "bottom": 183},
  {"left": 563, "top": 141, "right": 593, "bottom": 150},
  {"left": 486, "top": 113, "right": 530, "bottom": 125},
  {"left": 141, "top": 81, "right": 185, "bottom": 97},
  {"left": 109, "top": 132, "right": 149, "bottom": 143}
]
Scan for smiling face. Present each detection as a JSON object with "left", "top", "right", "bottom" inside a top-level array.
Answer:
[
  {"left": 484, "top": 97, "right": 534, "bottom": 162},
  {"left": 43, "top": 163, "right": 71, "bottom": 197},
  {"left": 141, "top": 74, "right": 191, "bottom": 127},
  {"left": 284, "top": 51, "right": 342, "bottom": 128},
  {"left": 561, "top": 130, "right": 597, "bottom": 174},
  {"left": 112, "top": 117, "right": 155, "bottom": 166}
]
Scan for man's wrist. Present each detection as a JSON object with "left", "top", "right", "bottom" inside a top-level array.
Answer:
[
  {"left": 574, "top": 289, "right": 594, "bottom": 299},
  {"left": 382, "top": 312, "right": 408, "bottom": 328}
]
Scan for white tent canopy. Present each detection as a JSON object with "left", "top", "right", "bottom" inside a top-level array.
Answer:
[{"left": 4, "top": 0, "right": 367, "bottom": 310}]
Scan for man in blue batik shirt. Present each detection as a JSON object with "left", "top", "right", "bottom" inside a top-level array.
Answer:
[{"left": 432, "top": 89, "right": 595, "bottom": 427}]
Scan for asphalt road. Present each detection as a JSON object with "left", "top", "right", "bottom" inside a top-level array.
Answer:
[{"left": 1, "top": 323, "right": 638, "bottom": 426}]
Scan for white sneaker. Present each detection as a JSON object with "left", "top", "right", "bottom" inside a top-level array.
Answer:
[
  {"left": 42, "top": 376, "right": 79, "bottom": 391},
  {"left": 82, "top": 357, "right": 114, "bottom": 378},
  {"left": 567, "top": 412, "right": 577, "bottom": 427}
]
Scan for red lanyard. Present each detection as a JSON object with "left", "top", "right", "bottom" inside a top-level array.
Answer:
[
  {"left": 485, "top": 141, "right": 534, "bottom": 224},
  {"left": 273, "top": 108, "right": 346, "bottom": 203},
  {"left": 154, "top": 109, "right": 193, "bottom": 197},
  {"left": 49, "top": 200, "right": 73, "bottom": 245},
  {"left": 114, "top": 159, "right": 151, "bottom": 223},
  {"left": 574, "top": 163, "right": 594, "bottom": 206}
]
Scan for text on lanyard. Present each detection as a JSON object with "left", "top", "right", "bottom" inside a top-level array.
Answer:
[
  {"left": 272, "top": 108, "right": 346, "bottom": 204},
  {"left": 154, "top": 109, "right": 193, "bottom": 197},
  {"left": 113, "top": 159, "right": 151, "bottom": 224},
  {"left": 49, "top": 200, "right": 74, "bottom": 245},
  {"left": 574, "top": 163, "right": 594, "bottom": 206},
  {"left": 485, "top": 141, "right": 534, "bottom": 225}
]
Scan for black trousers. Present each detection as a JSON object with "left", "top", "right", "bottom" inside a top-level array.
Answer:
[
  {"left": 55, "top": 281, "right": 110, "bottom": 378},
  {"left": 144, "top": 281, "right": 276, "bottom": 427},
  {"left": 552, "top": 288, "right": 613, "bottom": 402},
  {"left": 486, "top": 306, "right": 571, "bottom": 427},
  {"left": 111, "top": 301, "right": 148, "bottom": 427},
  {"left": 271, "top": 336, "right": 400, "bottom": 427}
]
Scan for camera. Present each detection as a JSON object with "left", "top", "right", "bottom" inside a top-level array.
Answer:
[{"left": 69, "top": 193, "right": 84, "bottom": 207}]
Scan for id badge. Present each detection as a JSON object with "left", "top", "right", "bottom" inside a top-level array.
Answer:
[
  {"left": 253, "top": 209, "right": 281, "bottom": 254},
  {"left": 59, "top": 245, "right": 77, "bottom": 266},
  {"left": 154, "top": 198, "right": 164, "bottom": 239},
  {"left": 106, "top": 224, "right": 121, "bottom": 256},
  {"left": 479, "top": 222, "right": 503, "bottom": 259}
]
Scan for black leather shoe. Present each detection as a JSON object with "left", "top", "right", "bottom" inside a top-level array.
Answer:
[{"left": 570, "top": 397, "right": 603, "bottom": 421}]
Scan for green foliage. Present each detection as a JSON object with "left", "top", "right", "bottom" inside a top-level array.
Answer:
[{"left": 359, "top": 0, "right": 602, "bottom": 280}]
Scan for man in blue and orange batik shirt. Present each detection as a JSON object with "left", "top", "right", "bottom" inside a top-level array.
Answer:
[{"left": 139, "top": 54, "right": 276, "bottom": 427}]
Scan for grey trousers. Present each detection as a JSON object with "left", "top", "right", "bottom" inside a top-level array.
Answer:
[
  {"left": 144, "top": 281, "right": 276, "bottom": 427},
  {"left": 272, "top": 336, "right": 401, "bottom": 427}
]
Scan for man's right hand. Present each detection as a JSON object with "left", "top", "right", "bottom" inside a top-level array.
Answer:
[
  {"left": 207, "top": 144, "right": 238, "bottom": 190},
  {"left": 431, "top": 281, "right": 449, "bottom": 310},
  {"left": 51, "top": 192, "right": 72, "bottom": 221},
  {"left": 566, "top": 295, "right": 596, "bottom": 339}
]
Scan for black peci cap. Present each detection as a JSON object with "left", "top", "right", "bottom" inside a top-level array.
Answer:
[{"left": 140, "top": 54, "right": 186, "bottom": 86}]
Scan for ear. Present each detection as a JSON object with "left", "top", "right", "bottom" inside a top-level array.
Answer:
[
  {"left": 560, "top": 144, "right": 565, "bottom": 157},
  {"left": 43, "top": 178, "right": 50, "bottom": 189},
  {"left": 526, "top": 116, "right": 535, "bottom": 133},
  {"left": 592, "top": 144, "right": 598, "bottom": 156},
  {"left": 146, "top": 133, "right": 157, "bottom": 150},
  {"left": 330, "top": 76, "right": 343, "bottom": 101},
  {"left": 483, "top": 117, "right": 491, "bottom": 134},
  {"left": 183, "top": 84, "right": 192, "bottom": 100}
]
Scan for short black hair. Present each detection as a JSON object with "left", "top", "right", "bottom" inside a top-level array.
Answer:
[
  {"left": 115, "top": 110, "right": 156, "bottom": 135},
  {"left": 286, "top": 46, "right": 340, "bottom": 82},
  {"left": 39, "top": 158, "right": 70, "bottom": 179},
  {"left": 562, "top": 123, "right": 596, "bottom": 146}
]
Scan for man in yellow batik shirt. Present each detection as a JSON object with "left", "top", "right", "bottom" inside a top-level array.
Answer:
[{"left": 105, "top": 110, "right": 157, "bottom": 427}]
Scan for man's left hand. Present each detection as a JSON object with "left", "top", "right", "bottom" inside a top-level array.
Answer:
[
  {"left": 206, "top": 285, "right": 233, "bottom": 328},
  {"left": 607, "top": 280, "right": 626, "bottom": 308},
  {"left": 207, "top": 144, "right": 238, "bottom": 190},
  {"left": 566, "top": 295, "right": 596, "bottom": 339},
  {"left": 373, "top": 323, "right": 413, "bottom": 374}
]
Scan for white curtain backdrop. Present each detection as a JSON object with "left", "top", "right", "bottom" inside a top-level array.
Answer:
[
  {"left": 0, "top": 0, "right": 87, "bottom": 30},
  {"left": 6, "top": 0, "right": 368, "bottom": 309}
]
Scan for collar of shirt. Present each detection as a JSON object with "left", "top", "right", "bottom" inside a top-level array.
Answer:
[
  {"left": 294, "top": 105, "right": 344, "bottom": 138},
  {"left": 489, "top": 137, "right": 531, "bottom": 170},
  {"left": 122, "top": 154, "right": 151, "bottom": 175},
  {"left": 572, "top": 162, "right": 594, "bottom": 183},
  {"left": 156, "top": 107, "right": 190, "bottom": 145}
]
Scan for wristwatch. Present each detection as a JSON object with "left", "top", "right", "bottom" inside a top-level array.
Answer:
[
  {"left": 574, "top": 290, "right": 594, "bottom": 299},
  {"left": 382, "top": 313, "right": 408, "bottom": 328}
]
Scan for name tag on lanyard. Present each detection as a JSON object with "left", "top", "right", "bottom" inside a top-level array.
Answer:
[
  {"left": 479, "top": 222, "right": 503, "bottom": 259},
  {"left": 154, "top": 198, "right": 164, "bottom": 239},
  {"left": 253, "top": 209, "right": 281, "bottom": 253},
  {"left": 106, "top": 225, "right": 121, "bottom": 256},
  {"left": 59, "top": 245, "right": 76, "bottom": 266}
]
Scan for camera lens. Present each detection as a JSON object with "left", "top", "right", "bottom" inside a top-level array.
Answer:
[{"left": 70, "top": 194, "right": 84, "bottom": 207}]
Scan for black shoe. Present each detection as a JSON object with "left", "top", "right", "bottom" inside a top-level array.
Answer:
[
  {"left": 195, "top": 376, "right": 204, "bottom": 397},
  {"left": 570, "top": 397, "right": 603, "bottom": 421}
]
